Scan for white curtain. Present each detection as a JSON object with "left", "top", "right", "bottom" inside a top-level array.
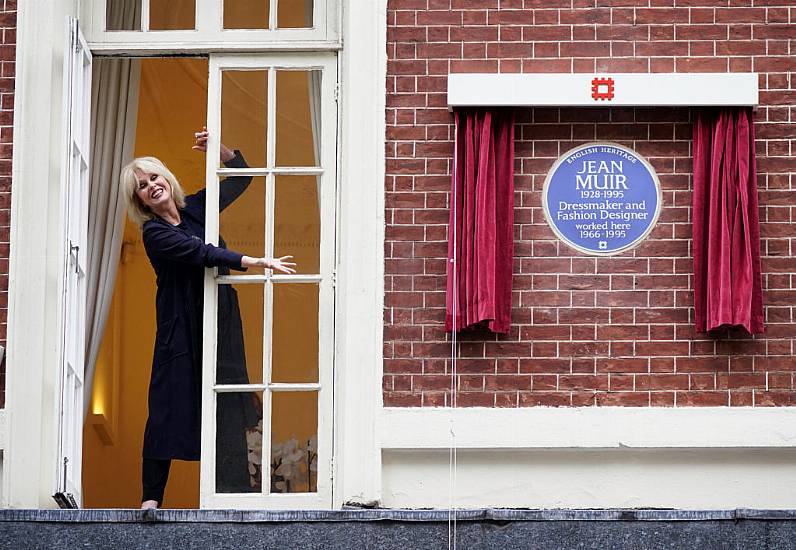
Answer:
[
  {"left": 309, "top": 70, "right": 322, "bottom": 206},
  {"left": 105, "top": 0, "right": 142, "bottom": 31},
  {"left": 305, "top": 0, "right": 322, "bottom": 208},
  {"left": 83, "top": 57, "right": 141, "bottom": 415}
]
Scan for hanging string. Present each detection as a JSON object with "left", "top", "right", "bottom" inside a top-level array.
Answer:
[{"left": 447, "top": 111, "right": 459, "bottom": 550}]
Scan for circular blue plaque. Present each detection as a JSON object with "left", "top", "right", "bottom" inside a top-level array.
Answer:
[{"left": 542, "top": 142, "right": 662, "bottom": 256}]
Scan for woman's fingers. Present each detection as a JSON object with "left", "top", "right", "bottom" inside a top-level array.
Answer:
[
  {"left": 269, "top": 255, "right": 297, "bottom": 274},
  {"left": 272, "top": 265, "right": 296, "bottom": 274},
  {"left": 192, "top": 127, "right": 209, "bottom": 152}
]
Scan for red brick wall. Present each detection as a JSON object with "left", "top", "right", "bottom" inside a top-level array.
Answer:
[
  {"left": 384, "top": 1, "right": 796, "bottom": 408},
  {"left": 0, "top": 0, "right": 14, "bottom": 408}
]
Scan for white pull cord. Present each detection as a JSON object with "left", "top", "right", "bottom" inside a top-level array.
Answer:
[{"left": 447, "top": 115, "right": 459, "bottom": 550}]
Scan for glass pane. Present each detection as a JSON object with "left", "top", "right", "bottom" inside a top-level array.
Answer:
[
  {"left": 224, "top": 0, "right": 270, "bottom": 29},
  {"left": 150, "top": 0, "right": 195, "bottom": 30},
  {"left": 272, "top": 284, "right": 319, "bottom": 383},
  {"left": 216, "top": 391, "right": 263, "bottom": 493},
  {"left": 270, "top": 391, "right": 318, "bottom": 493},
  {"left": 274, "top": 175, "right": 320, "bottom": 275},
  {"left": 217, "top": 283, "right": 264, "bottom": 385},
  {"left": 278, "top": 0, "right": 313, "bottom": 28},
  {"left": 222, "top": 71, "right": 267, "bottom": 168},
  {"left": 106, "top": 0, "right": 141, "bottom": 31},
  {"left": 220, "top": 176, "right": 266, "bottom": 260},
  {"left": 276, "top": 70, "right": 321, "bottom": 167}
]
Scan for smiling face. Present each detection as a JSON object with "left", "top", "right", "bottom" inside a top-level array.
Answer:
[{"left": 134, "top": 169, "right": 174, "bottom": 212}]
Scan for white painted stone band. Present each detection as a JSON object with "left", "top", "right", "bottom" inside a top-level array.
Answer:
[{"left": 379, "top": 407, "right": 796, "bottom": 449}]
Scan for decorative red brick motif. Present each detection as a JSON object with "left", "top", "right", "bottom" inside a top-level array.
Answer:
[{"left": 591, "top": 77, "right": 615, "bottom": 101}]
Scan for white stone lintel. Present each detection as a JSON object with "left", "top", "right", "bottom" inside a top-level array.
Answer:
[{"left": 447, "top": 73, "right": 759, "bottom": 108}]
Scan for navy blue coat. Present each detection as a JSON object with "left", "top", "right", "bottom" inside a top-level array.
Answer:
[{"left": 141, "top": 151, "right": 257, "bottom": 467}]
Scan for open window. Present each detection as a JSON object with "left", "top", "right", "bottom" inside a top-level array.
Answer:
[
  {"left": 80, "top": 53, "right": 337, "bottom": 510},
  {"left": 200, "top": 53, "right": 336, "bottom": 509},
  {"left": 54, "top": 18, "right": 92, "bottom": 509}
]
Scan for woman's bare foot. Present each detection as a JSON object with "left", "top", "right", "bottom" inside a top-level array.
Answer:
[{"left": 140, "top": 500, "right": 158, "bottom": 510}]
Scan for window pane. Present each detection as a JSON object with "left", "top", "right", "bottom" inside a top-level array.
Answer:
[
  {"left": 272, "top": 284, "right": 319, "bottom": 383},
  {"left": 278, "top": 0, "right": 313, "bottom": 28},
  {"left": 274, "top": 175, "right": 320, "bottom": 275},
  {"left": 270, "top": 391, "right": 318, "bottom": 493},
  {"left": 106, "top": 0, "right": 141, "bottom": 31},
  {"left": 216, "top": 391, "right": 263, "bottom": 493},
  {"left": 224, "top": 0, "right": 270, "bottom": 30},
  {"left": 150, "top": 0, "right": 195, "bottom": 30},
  {"left": 222, "top": 71, "right": 267, "bottom": 168},
  {"left": 220, "top": 176, "right": 266, "bottom": 260},
  {"left": 276, "top": 70, "right": 321, "bottom": 167},
  {"left": 217, "top": 283, "right": 264, "bottom": 385}
]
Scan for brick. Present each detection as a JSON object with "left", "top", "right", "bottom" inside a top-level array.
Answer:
[
  {"left": 717, "top": 373, "right": 766, "bottom": 390},
  {"left": 676, "top": 356, "right": 729, "bottom": 373},
  {"left": 489, "top": 9, "right": 533, "bottom": 25},
  {"left": 755, "top": 391, "right": 796, "bottom": 407},
  {"left": 384, "top": 393, "right": 422, "bottom": 407},
  {"left": 636, "top": 374, "right": 689, "bottom": 391},
  {"left": 519, "top": 392, "right": 570, "bottom": 407},
  {"left": 597, "top": 392, "right": 650, "bottom": 406},
  {"left": 484, "top": 375, "right": 532, "bottom": 391},
  {"left": 676, "top": 391, "right": 729, "bottom": 406},
  {"left": 597, "top": 358, "right": 649, "bottom": 373},
  {"left": 559, "top": 375, "right": 608, "bottom": 391},
  {"left": 690, "top": 374, "right": 716, "bottom": 390},
  {"left": 753, "top": 24, "right": 796, "bottom": 40},
  {"left": 520, "top": 358, "right": 570, "bottom": 374},
  {"left": 560, "top": 9, "right": 610, "bottom": 25},
  {"left": 561, "top": 41, "right": 611, "bottom": 58}
]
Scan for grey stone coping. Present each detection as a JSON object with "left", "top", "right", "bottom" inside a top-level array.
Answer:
[{"left": 2, "top": 508, "right": 796, "bottom": 523}]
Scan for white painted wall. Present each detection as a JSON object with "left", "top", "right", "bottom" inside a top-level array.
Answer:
[
  {"left": 332, "top": 0, "right": 386, "bottom": 508},
  {"left": 380, "top": 407, "right": 796, "bottom": 509},
  {"left": 5, "top": 0, "right": 79, "bottom": 508},
  {"left": 379, "top": 407, "right": 796, "bottom": 449},
  {"left": 382, "top": 448, "right": 796, "bottom": 509}
]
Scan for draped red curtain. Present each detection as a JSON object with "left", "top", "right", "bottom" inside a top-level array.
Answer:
[
  {"left": 692, "top": 108, "right": 764, "bottom": 334},
  {"left": 445, "top": 109, "right": 515, "bottom": 334}
]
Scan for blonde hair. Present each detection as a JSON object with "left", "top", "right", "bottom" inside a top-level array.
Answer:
[{"left": 120, "top": 157, "right": 186, "bottom": 226}]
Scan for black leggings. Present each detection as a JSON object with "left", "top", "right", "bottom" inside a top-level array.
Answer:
[{"left": 142, "top": 458, "right": 171, "bottom": 505}]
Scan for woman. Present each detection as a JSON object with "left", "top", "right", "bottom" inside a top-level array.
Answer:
[{"left": 121, "top": 130, "right": 295, "bottom": 509}]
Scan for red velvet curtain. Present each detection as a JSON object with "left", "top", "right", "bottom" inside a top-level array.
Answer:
[
  {"left": 445, "top": 109, "right": 515, "bottom": 334},
  {"left": 692, "top": 108, "right": 764, "bottom": 334}
]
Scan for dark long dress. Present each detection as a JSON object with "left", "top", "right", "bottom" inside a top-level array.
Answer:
[{"left": 141, "top": 151, "right": 258, "bottom": 491}]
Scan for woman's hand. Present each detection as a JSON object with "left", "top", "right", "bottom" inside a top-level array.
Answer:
[
  {"left": 192, "top": 126, "right": 235, "bottom": 163},
  {"left": 241, "top": 255, "right": 297, "bottom": 274}
]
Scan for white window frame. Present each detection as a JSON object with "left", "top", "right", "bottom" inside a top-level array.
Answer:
[
  {"left": 80, "top": 0, "right": 341, "bottom": 54},
  {"left": 53, "top": 17, "right": 92, "bottom": 509},
  {"left": 200, "top": 53, "right": 337, "bottom": 509}
]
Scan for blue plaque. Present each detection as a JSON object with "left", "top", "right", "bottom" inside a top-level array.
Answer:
[{"left": 542, "top": 143, "right": 662, "bottom": 256}]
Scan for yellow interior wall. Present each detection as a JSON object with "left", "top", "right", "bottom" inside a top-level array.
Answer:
[
  {"left": 220, "top": 0, "right": 309, "bottom": 29},
  {"left": 149, "top": 0, "right": 195, "bottom": 30},
  {"left": 84, "top": 36, "right": 322, "bottom": 507}
]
